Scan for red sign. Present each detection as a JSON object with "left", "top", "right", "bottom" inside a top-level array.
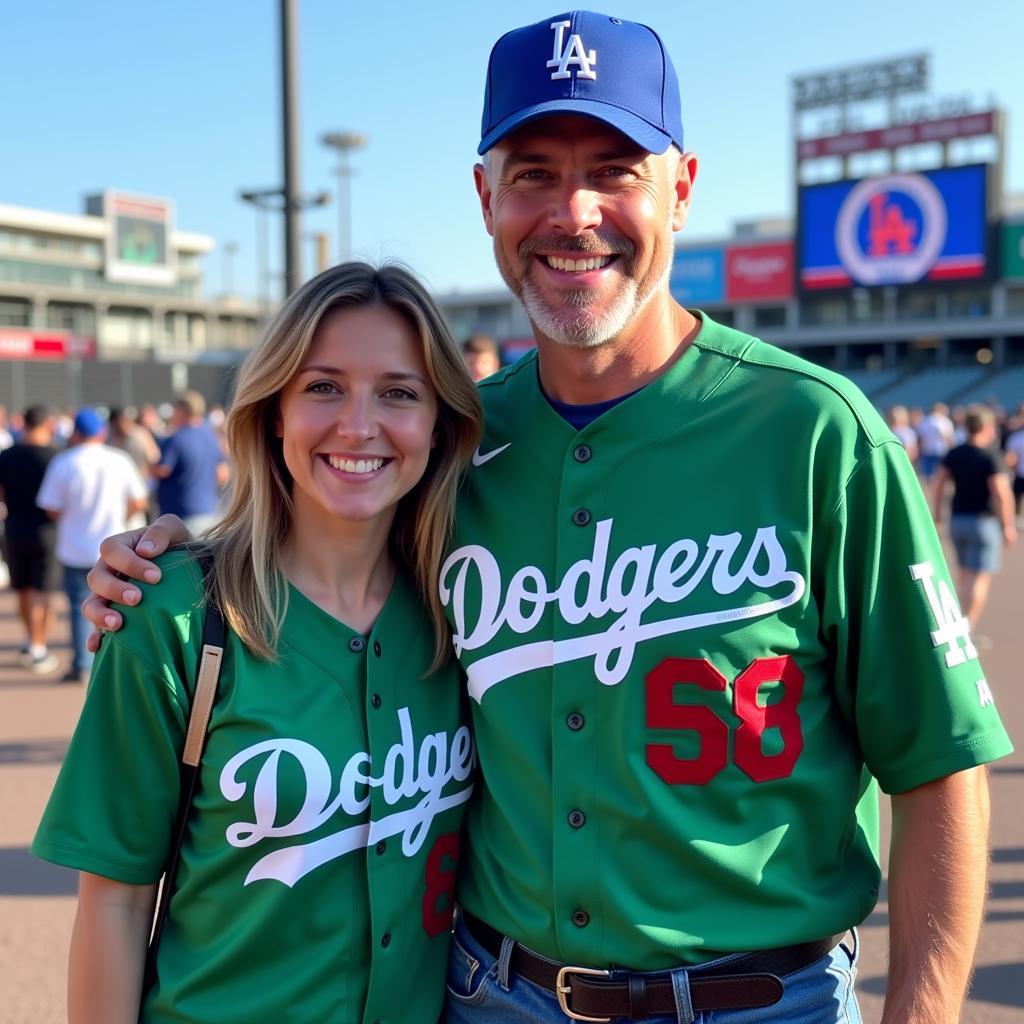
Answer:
[
  {"left": 797, "top": 111, "right": 995, "bottom": 161},
  {"left": 0, "top": 329, "right": 96, "bottom": 361},
  {"left": 726, "top": 242, "right": 794, "bottom": 302}
]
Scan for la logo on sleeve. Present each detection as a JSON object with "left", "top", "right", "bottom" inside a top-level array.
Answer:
[{"left": 909, "top": 561, "right": 977, "bottom": 668}]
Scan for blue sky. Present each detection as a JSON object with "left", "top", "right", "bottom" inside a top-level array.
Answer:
[{"left": 4, "top": 0, "right": 1022, "bottom": 301}]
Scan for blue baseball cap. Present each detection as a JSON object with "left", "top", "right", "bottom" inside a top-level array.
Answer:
[
  {"left": 73, "top": 407, "right": 105, "bottom": 438},
  {"left": 479, "top": 11, "right": 683, "bottom": 156}
]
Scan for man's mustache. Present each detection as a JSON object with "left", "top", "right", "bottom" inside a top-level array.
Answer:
[{"left": 519, "top": 235, "right": 635, "bottom": 261}]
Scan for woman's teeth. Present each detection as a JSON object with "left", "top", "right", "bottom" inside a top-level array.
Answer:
[
  {"left": 544, "top": 255, "right": 612, "bottom": 272},
  {"left": 327, "top": 456, "right": 385, "bottom": 474}
]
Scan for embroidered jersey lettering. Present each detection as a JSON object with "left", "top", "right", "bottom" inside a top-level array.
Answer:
[
  {"left": 440, "top": 518, "right": 805, "bottom": 702},
  {"left": 909, "top": 560, "right": 977, "bottom": 667},
  {"left": 221, "top": 708, "right": 475, "bottom": 886}
]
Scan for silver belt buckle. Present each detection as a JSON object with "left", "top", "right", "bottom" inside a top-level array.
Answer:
[{"left": 555, "top": 965, "right": 612, "bottom": 1022}]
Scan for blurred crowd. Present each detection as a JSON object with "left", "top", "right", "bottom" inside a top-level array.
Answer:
[
  {"left": 887, "top": 399, "right": 1022, "bottom": 636},
  {"left": 0, "top": 394, "right": 229, "bottom": 681},
  {"left": 887, "top": 399, "right": 1024, "bottom": 518}
]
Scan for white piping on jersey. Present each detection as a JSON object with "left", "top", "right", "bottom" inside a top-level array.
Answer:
[
  {"left": 440, "top": 519, "right": 806, "bottom": 703},
  {"left": 219, "top": 707, "right": 475, "bottom": 886},
  {"left": 471, "top": 442, "right": 511, "bottom": 467}
]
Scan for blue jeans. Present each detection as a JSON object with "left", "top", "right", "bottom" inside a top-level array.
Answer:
[
  {"left": 950, "top": 514, "right": 1002, "bottom": 573},
  {"left": 444, "top": 915, "right": 861, "bottom": 1024},
  {"left": 62, "top": 565, "right": 93, "bottom": 673}
]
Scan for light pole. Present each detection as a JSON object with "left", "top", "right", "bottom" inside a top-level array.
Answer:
[
  {"left": 321, "top": 131, "right": 368, "bottom": 262},
  {"left": 280, "top": 0, "right": 302, "bottom": 294},
  {"left": 240, "top": 187, "right": 331, "bottom": 313}
]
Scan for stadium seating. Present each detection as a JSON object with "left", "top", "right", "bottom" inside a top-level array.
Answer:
[
  {"left": 837, "top": 368, "right": 905, "bottom": 398},
  {"left": 954, "top": 366, "right": 1024, "bottom": 411},
  {"left": 871, "top": 366, "right": 991, "bottom": 410}
]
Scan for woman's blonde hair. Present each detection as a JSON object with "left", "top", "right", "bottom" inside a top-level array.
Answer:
[{"left": 206, "top": 261, "right": 483, "bottom": 669}]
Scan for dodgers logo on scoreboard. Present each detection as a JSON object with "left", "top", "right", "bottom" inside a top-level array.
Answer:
[
  {"left": 835, "top": 174, "right": 946, "bottom": 285},
  {"left": 799, "top": 165, "right": 988, "bottom": 289}
]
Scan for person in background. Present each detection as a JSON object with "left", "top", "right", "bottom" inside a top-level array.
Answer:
[
  {"left": 0, "top": 405, "right": 61, "bottom": 673},
  {"left": 917, "top": 401, "right": 955, "bottom": 481},
  {"left": 887, "top": 404, "right": 919, "bottom": 464},
  {"left": 138, "top": 403, "right": 167, "bottom": 440},
  {"left": 462, "top": 333, "right": 502, "bottom": 382},
  {"left": 151, "top": 391, "right": 229, "bottom": 534},
  {"left": 932, "top": 405, "right": 1017, "bottom": 629},
  {"left": 107, "top": 407, "right": 161, "bottom": 527},
  {"left": 0, "top": 405, "right": 15, "bottom": 451},
  {"left": 36, "top": 408, "right": 148, "bottom": 682}
]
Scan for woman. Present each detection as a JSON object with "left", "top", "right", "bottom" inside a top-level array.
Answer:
[{"left": 33, "top": 263, "right": 483, "bottom": 1023}]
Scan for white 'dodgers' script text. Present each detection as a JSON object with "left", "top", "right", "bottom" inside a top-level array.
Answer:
[
  {"left": 219, "top": 707, "right": 474, "bottom": 887},
  {"left": 440, "top": 519, "right": 806, "bottom": 702}
]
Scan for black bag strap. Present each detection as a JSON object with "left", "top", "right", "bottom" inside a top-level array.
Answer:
[{"left": 141, "top": 550, "right": 226, "bottom": 1006}]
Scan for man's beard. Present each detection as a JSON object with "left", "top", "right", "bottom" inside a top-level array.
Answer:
[{"left": 496, "top": 223, "right": 674, "bottom": 350}]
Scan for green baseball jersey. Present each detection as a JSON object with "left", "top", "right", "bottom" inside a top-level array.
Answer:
[
  {"left": 34, "top": 551, "right": 472, "bottom": 1024},
  {"left": 442, "top": 313, "right": 1013, "bottom": 970}
]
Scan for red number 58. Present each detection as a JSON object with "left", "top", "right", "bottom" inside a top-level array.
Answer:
[{"left": 645, "top": 656, "right": 804, "bottom": 785}]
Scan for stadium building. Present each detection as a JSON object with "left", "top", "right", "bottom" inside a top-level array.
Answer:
[{"left": 0, "top": 191, "right": 261, "bottom": 410}]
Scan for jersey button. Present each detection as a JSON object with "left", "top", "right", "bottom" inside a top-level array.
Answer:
[
  {"left": 573, "top": 444, "right": 592, "bottom": 462},
  {"left": 567, "top": 712, "right": 585, "bottom": 731},
  {"left": 568, "top": 810, "right": 586, "bottom": 829},
  {"left": 376, "top": 840, "right": 387, "bottom": 855},
  {"left": 572, "top": 508, "right": 592, "bottom": 527},
  {"left": 572, "top": 909, "right": 590, "bottom": 928},
  {"left": 381, "top": 932, "right": 392, "bottom": 948},
  {"left": 373, "top": 641, "right": 382, "bottom": 657},
  {"left": 348, "top": 636, "right": 366, "bottom": 653},
  {"left": 371, "top": 693, "right": 382, "bottom": 709}
]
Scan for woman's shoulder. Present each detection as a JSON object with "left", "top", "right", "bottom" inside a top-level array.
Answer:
[{"left": 116, "top": 544, "right": 212, "bottom": 646}]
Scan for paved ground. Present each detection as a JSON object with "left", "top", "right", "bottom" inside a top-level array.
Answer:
[{"left": 0, "top": 541, "right": 1021, "bottom": 1023}]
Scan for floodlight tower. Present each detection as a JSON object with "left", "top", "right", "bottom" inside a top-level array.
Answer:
[{"left": 321, "top": 131, "right": 368, "bottom": 262}]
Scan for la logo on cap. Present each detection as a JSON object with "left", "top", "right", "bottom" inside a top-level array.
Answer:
[{"left": 547, "top": 19, "right": 597, "bottom": 81}]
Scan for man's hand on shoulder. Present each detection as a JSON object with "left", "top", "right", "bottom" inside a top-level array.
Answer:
[{"left": 83, "top": 514, "right": 193, "bottom": 651}]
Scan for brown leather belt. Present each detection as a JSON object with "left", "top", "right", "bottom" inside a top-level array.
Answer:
[{"left": 462, "top": 912, "right": 843, "bottom": 1022}]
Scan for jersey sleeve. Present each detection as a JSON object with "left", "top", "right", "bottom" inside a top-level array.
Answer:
[
  {"left": 815, "top": 438, "right": 1013, "bottom": 794},
  {"left": 32, "top": 631, "right": 191, "bottom": 884}
]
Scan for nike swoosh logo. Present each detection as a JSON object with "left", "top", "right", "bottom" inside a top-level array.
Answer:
[{"left": 471, "top": 443, "right": 511, "bottom": 467}]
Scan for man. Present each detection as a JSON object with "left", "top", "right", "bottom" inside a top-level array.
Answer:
[
  {"left": 83, "top": 12, "right": 1011, "bottom": 1024},
  {"left": 462, "top": 334, "right": 502, "bottom": 382},
  {"left": 0, "top": 405, "right": 61, "bottom": 673},
  {"left": 152, "top": 390, "right": 228, "bottom": 533},
  {"left": 36, "top": 408, "right": 147, "bottom": 682},
  {"left": 916, "top": 401, "right": 955, "bottom": 481},
  {"left": 932, "top": 406, "right": 1017, "bottom": 628}
]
